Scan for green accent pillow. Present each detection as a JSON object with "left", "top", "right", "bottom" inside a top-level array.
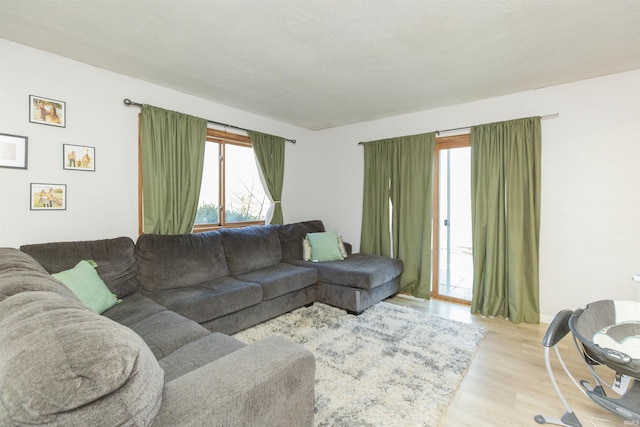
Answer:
[
  {"left": 52, "top": 260, "right": 120, "bottom": 314},
  {"left": 306, "top": 231, "right": 344, "bottom": 262}
]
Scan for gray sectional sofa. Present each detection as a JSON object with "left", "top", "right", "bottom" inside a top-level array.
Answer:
[{"left": 0, "top": 220, "right": 402, "bottom": 426}]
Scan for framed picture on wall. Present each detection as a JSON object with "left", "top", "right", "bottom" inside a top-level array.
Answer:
[
  {"left": 0, "top": 133, "right": 28, "bottom": 169},
  {"left": 29, "top": 95, "right": 66, "bottom": 127},
  {"left": 30, "top": 183, "right": 67, "bottom": 210},
  {"left": 63, "top": 144, "right": 95, "bottom": 171}
]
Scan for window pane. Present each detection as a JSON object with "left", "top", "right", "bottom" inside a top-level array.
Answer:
[
  {"left": 437, "top": 146, "right": 473, "bottom": 301},
  {"left": 225, "top": 144, "right": 267, "bottom": 223},
  {"left": 194, "top": 142, "right": 220, "bottom": 225}
]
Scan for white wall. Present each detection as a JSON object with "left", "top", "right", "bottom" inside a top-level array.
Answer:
[
  {"left": 0, "top": 39, "right": 315, "bottom": 248},
  {"left": 2, "top": 39, "right": 638, "bottom": 320},
  {"left": 307, "top": 70, "right": 640, "bottom": 320}
]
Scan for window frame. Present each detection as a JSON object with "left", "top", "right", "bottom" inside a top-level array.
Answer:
[{"left": 192, "top": 128, "right": 266, "bottom": 232}]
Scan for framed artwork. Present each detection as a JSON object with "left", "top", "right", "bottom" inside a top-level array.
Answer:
[
  {"left": 29, "top": 95, "right": 66, "bottom": 127},
  {"left": 63, "top": 144, "right": 95, "bottom": 171},
  {"left": 30, "top": 183, "right": 66, "bottom": 210},
  {"left": 0, "top": 133, "right": 28, "bottom": 169}
]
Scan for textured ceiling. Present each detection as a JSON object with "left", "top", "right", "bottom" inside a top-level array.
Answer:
[{"left": 1, "top": 0, "right": 639, "bottom": 130}]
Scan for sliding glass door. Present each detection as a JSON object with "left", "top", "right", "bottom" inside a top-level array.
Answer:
[{"left": 432, "top": 135, "right": 473, "bottom": 303}]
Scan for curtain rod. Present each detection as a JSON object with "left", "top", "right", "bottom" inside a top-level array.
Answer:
[
  {"left": 435, "top": 113, "right": 559, "bottom": 135},
  {"left": 358, "top": 113, "right": 559, "bottom": 145},
  {"left": 123, "top": 98, "right": 296, "bottom": 143}
]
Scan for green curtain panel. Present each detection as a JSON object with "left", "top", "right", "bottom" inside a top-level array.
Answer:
[
  {"left": 248, "top": 130, "right": 285, "bottom": 225},
  {"left": 391, "top": 133, "right": 436, "bottom": 298},
  {"left": 361, "top": 141, "right": 393, "bottom": 257},
  {"left": 361, "top": 133, "right": 436, "bottom": 298},
  {"left": 140, "top": 105, "right": 207, "bottom": 234},
  {"left": 470, "top": 116, "right": 541, "bottom": 323}
]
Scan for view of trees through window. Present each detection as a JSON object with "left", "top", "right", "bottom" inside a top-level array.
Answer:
[{"left": 194, "top": 133, "right": 267, "bottom": 229}]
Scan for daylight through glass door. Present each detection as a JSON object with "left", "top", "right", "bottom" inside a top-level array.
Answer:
[{"left": 432, "top": 136, "right": 473, "bottom": 303}]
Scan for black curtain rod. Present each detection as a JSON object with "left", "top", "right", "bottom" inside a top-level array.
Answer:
[
  {"left": 123, "top": 98, "right": 296, "bottom": 143},
  {"left": 358, "top": 113, "right": 559, "bottom": 145},
  {"left": 434, "top": 113, "right": 559, "bottom": 135}
]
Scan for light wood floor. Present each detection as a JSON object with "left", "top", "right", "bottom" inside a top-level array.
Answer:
[{"left": 387, "top": 295, "right": 629, "bottom": 427}]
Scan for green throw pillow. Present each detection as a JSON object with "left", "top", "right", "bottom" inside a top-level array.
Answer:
[
  {"left": 306, "top": 231, "right": 344, "bottom": 262},
  {"left": 52, "top": 260, "right": 120, "bottom": 314}
]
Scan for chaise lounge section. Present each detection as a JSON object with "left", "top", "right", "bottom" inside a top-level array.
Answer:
[{"left": 278, "top": 220, "right": 403, "bottom": 315}]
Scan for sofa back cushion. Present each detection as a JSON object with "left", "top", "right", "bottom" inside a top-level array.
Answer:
[
  {"left": 20, "top": 237, "right": 139, "bottom": 298},
  {"left": 0, "top": 291, "right": 164, "bottom": 425},
  {"left": 277, "top": 220, "right": 326, "bottom": 262},
  {"left": 136, "top": 231, "right": 228, "bottom": 291},
  {"left": 219, "top": 225, "right": 282, "bottom": 275},
  {"left": 0, "top": 248, "right": 78, "bottom": 303}
]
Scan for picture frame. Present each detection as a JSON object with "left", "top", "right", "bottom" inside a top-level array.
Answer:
[
  {"left": 0, "top": 133, "right": 28, "bottom": 169},
  {"left": 29, "top": 95, "right": 66, "bottom": 127},
  {"left": 63, "top": 144, "right": 95, "bottom": 171},
  {"left": 30, "top": 183, "right": 66, "bottom": 210}
]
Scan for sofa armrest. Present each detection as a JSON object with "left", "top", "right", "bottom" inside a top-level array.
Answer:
[{"left": 153, "top": 336, "right": 315, "bottom": 427}]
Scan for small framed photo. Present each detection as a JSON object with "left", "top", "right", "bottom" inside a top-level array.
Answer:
[
  {"left": 30, "top": 183, "right": 66, "bottom": 210},
  {"left": 0, "top": 133, "right": 28, "bottom": 169},
  {"left": 29, "top": 95, "right": 66, "bottom": 127},
  {"left": 63, "top": 144, "right": 95, "bottom": 171}
]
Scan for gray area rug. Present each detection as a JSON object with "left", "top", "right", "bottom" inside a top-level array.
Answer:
[{"left": 234, "top": 301, "right": 486, "bottom": 426}]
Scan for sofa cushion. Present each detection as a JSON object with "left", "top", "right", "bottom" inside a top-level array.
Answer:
[
  {"left": 102, "top": 292, "right": 167, "bottom": 326},
  {"left": 291, "top": 253, "right": 404, "bottom": 290},
  {"left": 159, "top": 333, "right": 246, "bottom": 382},
  {"left": 136, "top": 231, "right": 228, "bottom": 291},
  {"left": 103, "top": 293, "right": 214, "bottom": 360},
  {"left": 20, "top": 237, "right": 140, "bottom": 298},
  {"left": 234, "top": 263, "right": 318, "bottom": 301},
  {"left": 119, "top": 309, "right": 211, "bottom": 359},
  {"left": 0, "top": 291, "right": 163, "bottom": 426},
  {"left": 0, "top": 248, "right": 78, "bottom": 303},
  {"left": 220, "top": 225, "right": 282, "bottom": 275},
  {"left": 277, "top": 220, "right": 325, "bottom": 262},
  {"left": 143, "top": 276, "right": 262, "bottom": 324},
  {"left": 52, "top": 260, "right": 120, "bottom": 314}
]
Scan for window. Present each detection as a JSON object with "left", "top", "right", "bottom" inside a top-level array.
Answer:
[{"left": 193, "top": 129, "right": 266, "bottom": 231}]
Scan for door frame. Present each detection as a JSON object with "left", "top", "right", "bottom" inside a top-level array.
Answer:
[{"left": 432, "top": 133, "right": 471, "bottom": 305}]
